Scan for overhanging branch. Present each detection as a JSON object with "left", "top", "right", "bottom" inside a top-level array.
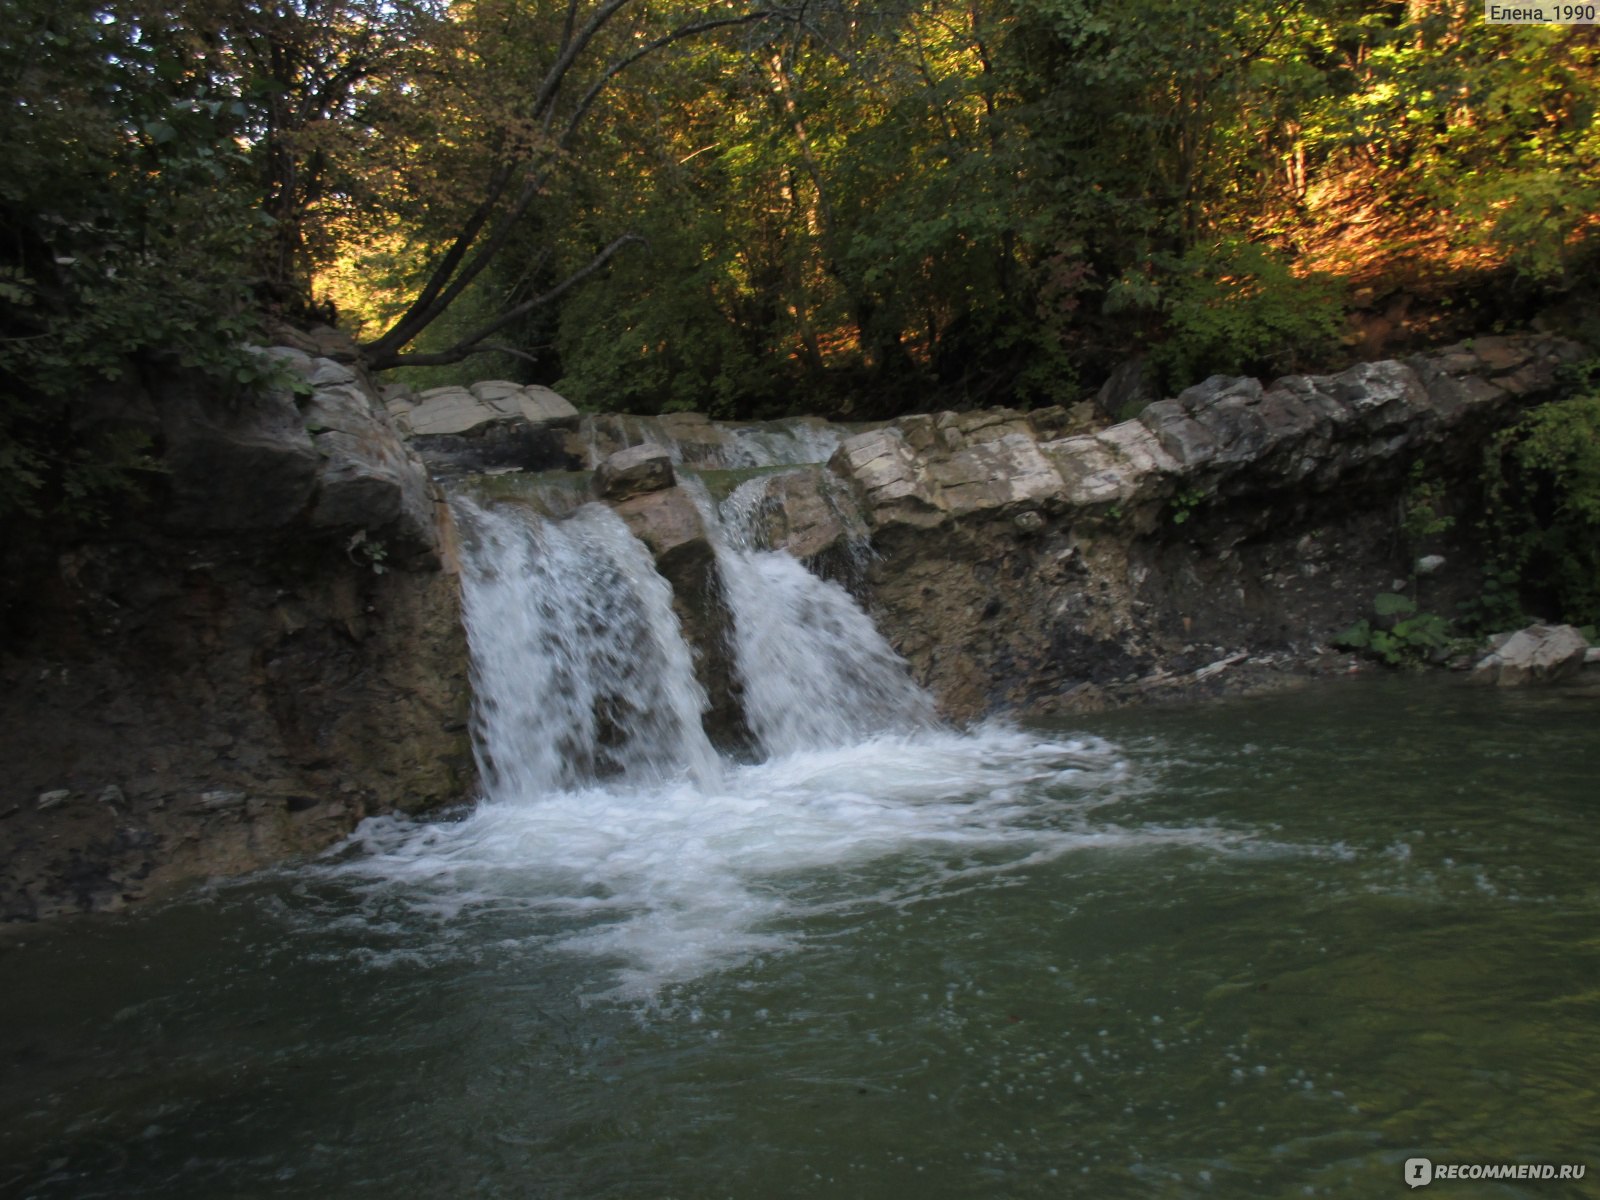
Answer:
[
  {"left": 360, "top": 2, "right": 800, "bottom": 372},
  {"left": 368, "top": 233, "right": 644, "bottom": 370}
]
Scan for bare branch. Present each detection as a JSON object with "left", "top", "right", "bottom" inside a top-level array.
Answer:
[
  {"left": 360, "top": 157, "right": 518, "bottom": 362},
  {"left": 363, "top": 3, "right": 802, "bottom": 371},
  {"left": 532, "top": 0, "right": 635, "bottom": 126},
  {"left": 368, "top": 234, "right": 644, "bottom": 370}
]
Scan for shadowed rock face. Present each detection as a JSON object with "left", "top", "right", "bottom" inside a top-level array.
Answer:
[
  {"left": 390, "top": 381, "right": 583, "bottom": 476},
  {"left": 2, "top": 334, "right": 473, "bottom": 923},
  {"left": 573, "top": 335, "right": 1584, "bottom": 724},
  {"left": 814, "top": 335, "right": 1586, "bottom": 717}
]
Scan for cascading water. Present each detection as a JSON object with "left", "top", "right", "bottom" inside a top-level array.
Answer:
[
  {"left": 692, "top": 477, "right": 935, "bottom": 757},
  {"left": 455, "top": 498, "right": 720, "bottom": 794},
  {"left": 325, "top": 481, "right": 1187, "bottom": 998}
]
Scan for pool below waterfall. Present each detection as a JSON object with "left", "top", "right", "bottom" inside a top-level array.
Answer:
[{"left": 3, "top": 675, "right": 1597, "bottom": 1199}]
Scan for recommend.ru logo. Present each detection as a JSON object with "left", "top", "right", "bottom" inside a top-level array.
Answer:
[{"left": 1404, "top": 1157, "right": 1587, "bottom": 1186}]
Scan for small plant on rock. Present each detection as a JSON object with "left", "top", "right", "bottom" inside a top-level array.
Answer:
[{"left": 1336, "top": 592, "right": 1455, "bottom": 667}]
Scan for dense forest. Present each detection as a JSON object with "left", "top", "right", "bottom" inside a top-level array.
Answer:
[{"left": 3, "top": 0, "right": 1598, "bottom": 522}]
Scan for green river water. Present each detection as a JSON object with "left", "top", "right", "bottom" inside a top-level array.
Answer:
[{"left": 2, "top": 677, "right": 1597, "bottom": 1199}]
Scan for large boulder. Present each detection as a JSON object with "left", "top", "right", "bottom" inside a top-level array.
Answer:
[
  {"left": 594, "top": 443, "right": 675, "bottom": 502},
  {"left": 394, "top": 382, "right": 578, "bottom": 437},
  {"left": 155, "top": 364, "right": 320, "bottom": 533},
  {"left": 720, "top": 467, "right": 869, "bottom": 564},
  {"left": 1471, "top": 624, "right": 1591, "bottom": 687},
  {"left": 300, "top": 359, "right": 442, "bottom": 564},
  {"left": 394, "top": 381, "right": 581, "bottom": 475}
]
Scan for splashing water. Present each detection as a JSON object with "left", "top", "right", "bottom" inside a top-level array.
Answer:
[
  {"left": 325, "top": 490, "right": 1217, "bottom": 998},
  {"left": 455, "top": 498, "right": 720, "bottom": 794},
  {"left": 689, "top": 477, "right": 935, "bottom": 758}
]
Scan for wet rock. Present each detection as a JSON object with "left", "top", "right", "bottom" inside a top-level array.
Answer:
[
  {"left": 608, "top": 484, "right": 748, "bottom": 752},
  {"left": 155, "top": 369, "right": 320, "bottom": 532},
  {"left": 724, "top": 468, "right": 868, "bottom": 563},
  {"left": 98, "top": 784, "right": 127, "bottom": 808},
  {"left": 1471, "top": 624, "right": 1590, "bottom": 687},
  {"left": 609, "top": 482, "right": 704, "bottom": 567},
  {"left": 595, "top": 444, "right": 676, "bottom": 502}
]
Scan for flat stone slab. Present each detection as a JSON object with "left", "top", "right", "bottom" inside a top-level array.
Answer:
[{"left": 404, "top": 384, "right": 578, "bottom": 437}]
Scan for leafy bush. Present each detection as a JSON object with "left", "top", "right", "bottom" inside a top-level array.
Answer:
[
  {"left": 1336, "top": 592, "right": 1455, "bottom": 667},
  {"left": 1478, "top": 383, "right": 1600, "bottom": 627},
  {"left": 0, "top": 0, "right": 268, "bottom": 532},
  {"left": 1139, "top": 240, "right": 1346, "bottom": 393}
]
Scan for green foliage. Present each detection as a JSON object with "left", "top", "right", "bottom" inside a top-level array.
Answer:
[
  {"left": 1168, "top": 487, "right": 1205, "bottom": 526},
  {"left": 1146, "top": 241, "right": 1346, "bottom": 392},
  {"left": 0, "top": 0, "right": 270, "bottom": 532},
  {"left": 1336, "top": 593, "right": 1455, "bottom": 668},
  {"left": 1401, "top": 462, "right": 1456, "bottom": 543},
  {"left": 4, "top": 0, "right": 1597, "bottom": 452},
  {"left": 1478, "top": 381, "right": 1600, "bottom": 627},
  {"left": 553, "top": 212, "right": 779, "bottom": 417},
  {"left": 346, "top": 529, "right": 390, "bottom": 575}
]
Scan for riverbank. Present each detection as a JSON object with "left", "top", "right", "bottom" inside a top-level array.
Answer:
[{"left": 1, "top": 330, "right": 1593, "bottom": 924}]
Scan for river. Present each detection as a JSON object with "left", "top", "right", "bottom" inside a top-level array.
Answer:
[{"left": 2, "top": 487, "right": 1596, "bottom": 1199}]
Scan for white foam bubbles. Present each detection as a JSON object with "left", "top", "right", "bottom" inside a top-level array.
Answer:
[{"left": 318, "top": 725, "right": 1267, "bottom": 999}]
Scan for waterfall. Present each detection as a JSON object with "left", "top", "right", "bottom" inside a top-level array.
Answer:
[
  {"left": 455, "top": 498, "right": 721, "bottom": 795},
  {"left": 331, "top": 480, "right": 1131, "bottom": 999},
  {"left": 693, "top": 478, "right": 935, "bottom": 758},
  {"left": 457, "top": 475, "right": 932, "bottom": 782}
]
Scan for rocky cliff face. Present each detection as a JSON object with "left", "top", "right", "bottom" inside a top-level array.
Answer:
[
  {"left": 558, "top": 335, "right": 1581, "bottom": 725},
  {"left": 818, "top": 335, "right": 1586, "bottom": 716},
  {"left": 0, "top": 331, "right": 472, "bottom": 922},
  {"left": 3, "top": 328, "right": 1583, "bottom": 922}
]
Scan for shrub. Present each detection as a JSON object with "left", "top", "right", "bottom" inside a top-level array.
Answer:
[
  {"left": 1478, "top": 383, "right": 1600, "bottom": 627},
  {"left": 1142, "top": 239, "right": 1345, "bottom": 393}
]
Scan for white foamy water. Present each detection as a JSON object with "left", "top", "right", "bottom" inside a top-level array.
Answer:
[
  {"left": 324, "top": 493, "right": 1254, "bottom": 999},
  {"left": 686, "top": 478, "right": 934, "bottom": 757},
  {"left": 455, "top": 498, "right": 720, "bottom": 793},
  {"left": 321, "top": 725, "right": 1245, "bottom": 997}
]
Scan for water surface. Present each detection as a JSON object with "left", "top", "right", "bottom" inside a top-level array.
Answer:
[{"left": 3, "top": 677, "right": 1596, "bottom": 1199}]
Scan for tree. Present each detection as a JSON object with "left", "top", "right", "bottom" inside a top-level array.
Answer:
[
  {"left": 354, "top": 0, "right": 787, "bottom": 371},
  {"left": 0, "top": 0, "right": 271, "bottom": 526}
]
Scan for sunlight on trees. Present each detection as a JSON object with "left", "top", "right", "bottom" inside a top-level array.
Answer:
[{"left": 3, "top": 0, "right": 1597, "bottom": 436}]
